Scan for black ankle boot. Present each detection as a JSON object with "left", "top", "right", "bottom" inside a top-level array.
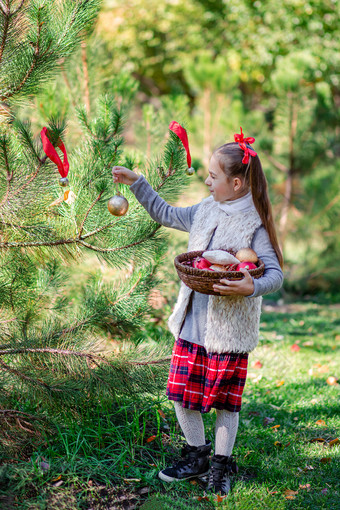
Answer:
[
  {"left": 158, "top": 441, "right": 212, "bottom": 482},
  {"left": 207, "top": 454, "right": 238, "bottom": 496}
]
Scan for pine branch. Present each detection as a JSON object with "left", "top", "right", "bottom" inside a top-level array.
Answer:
[
  {"left": 0, "top": 356, "right": 62, "bottom": 391},
  {"left": 0, "top": 346, "right": 171, "bottom": 367},
  {"left": 2, "top": 9, "right": 50, "bottom": 101},
  {"left": 11, "top": 1, "right": 26, "bottom": 17},
  {"left": 0, "top": 225, "right": 162, "bottom": 251},
  {"left": 0, "top": 3, "right": 10, "bottom": 65},
  {"left": 0, "top": 135, "right": 13, "bottom": 207},
  {"left": 78, "top": 190, "right": 103, "bottom": 237},
  {"left": 0, "top": 409, "right": 44, "bottom": 421}
]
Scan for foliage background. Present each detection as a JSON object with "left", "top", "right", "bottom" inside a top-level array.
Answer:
[{"left": 25, "top": 0, "right": 339, "bottom": 298}]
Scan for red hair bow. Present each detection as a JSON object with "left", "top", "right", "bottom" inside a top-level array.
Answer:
[{"left": 234, "top": 127, "right": 257, "bottom": 164}]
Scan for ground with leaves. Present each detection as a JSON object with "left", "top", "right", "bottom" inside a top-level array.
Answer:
[{"left": 0, "top": 298, "right": 339, "bottom": 509}]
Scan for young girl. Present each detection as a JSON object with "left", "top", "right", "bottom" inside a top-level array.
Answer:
[{"left": 112, "top": 129, "right": 283, "bottom": 496}]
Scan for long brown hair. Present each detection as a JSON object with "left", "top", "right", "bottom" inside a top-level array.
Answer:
[{"left": 214, "top": 142, "right": 283, "bottom": 268}]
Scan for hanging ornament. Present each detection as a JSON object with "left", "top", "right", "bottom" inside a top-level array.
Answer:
[
  {"left": 41, "top": 127, "right": 70, "bottom": 186},
  {"left": 59, "top": 177, "right": 69, "bottom": 186},
  {"left": 107, "top": 183, "right": 129, "bottom": 216},
  {"left": 169, "top": 121, "right": 195, "bottom": 175}
]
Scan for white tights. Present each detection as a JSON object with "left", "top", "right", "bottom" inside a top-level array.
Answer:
[{"left": 173, "top": 401, "right": 239, "bottom": 456}]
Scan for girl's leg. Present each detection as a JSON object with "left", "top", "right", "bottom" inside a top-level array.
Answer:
[
  {"left": 214, "top": 410, "right": 239, "bottom": 456},
  {"left": 207, "top": 410, "right": 239, "bottom": 495},
  {"left": 174, "top": 401, "right": 206, "bottom": 446},
  {"left": 158, "top": 402, "right": 210, "bottom": 482}
]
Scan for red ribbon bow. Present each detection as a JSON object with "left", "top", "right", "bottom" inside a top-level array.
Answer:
[
  {"left": 169, "top": 121, "right": 192, "bottom": 168},
  {"left": 234, "top": 127, "right": 257, "bottom": 164},
  {"left": 41, "top": 127, "right": 69, "bottom": 178}
]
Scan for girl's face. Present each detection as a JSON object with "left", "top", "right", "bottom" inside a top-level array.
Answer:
[{"left": 205, "top": 154, "right": 247, "bottom": 202}]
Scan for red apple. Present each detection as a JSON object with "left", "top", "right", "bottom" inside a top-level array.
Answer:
[
  {"left": 236, "top": 261, "right": 257, "bottom": 271},
  {"left": 193, "top": 257, "right": 212, "bottom": 270}
]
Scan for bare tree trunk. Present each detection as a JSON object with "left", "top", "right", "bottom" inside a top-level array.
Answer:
[
  {"left": 203, "top": 88, "right": 211, "bottom": 171},
  {"left": 81, "top": 39, "right": 90, "bottom": 114},
  {"left": 279, "top": 93, "right": 297, "bottom": 246}
]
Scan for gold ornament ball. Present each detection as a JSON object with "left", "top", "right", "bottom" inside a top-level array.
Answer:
[
  {"left": 107, "top": 195, "right": 129, "bottom": 216},
  {"left": 59, "top": 177, "right": 69, "bottom": 187},
  {"left": 186, "top": 167, "right": 195, "bottom": 176}
]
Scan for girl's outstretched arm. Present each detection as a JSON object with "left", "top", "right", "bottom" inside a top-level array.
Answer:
[{"left": 112, "top": 166, "right": 199, "bottom": 232}]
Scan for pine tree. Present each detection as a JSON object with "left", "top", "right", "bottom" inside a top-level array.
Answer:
[{"left": 0, "top": 1, "right": 190, "bottom": 452}]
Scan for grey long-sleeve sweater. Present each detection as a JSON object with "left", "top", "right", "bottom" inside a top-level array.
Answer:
[{"left": 130, "top": 176, "right": 284, "bottom": 347}]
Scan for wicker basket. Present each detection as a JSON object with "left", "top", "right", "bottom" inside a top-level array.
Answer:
[{"left": 174, "top": 250, "right": 265, "bottom": 296}]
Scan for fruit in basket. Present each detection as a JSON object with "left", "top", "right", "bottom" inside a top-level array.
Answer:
[
  {"left": 236, "top": 262, "right": 257, "bottom": 271},
  {"left": 202, "top": 250, "right": 239, "bottom": 265},
  {"left": 193, "top": 257, "right": 212, "bottom": 270},
  {"left": 210, "top": 264, "right": 227, "bottom": 271},
  {"left": 235, "top": 248, "right": 258, "bottom": 263}
]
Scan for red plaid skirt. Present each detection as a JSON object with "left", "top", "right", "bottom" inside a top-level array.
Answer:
[{"left": 166, "top": 337, "right": 248, "bottom": 413}]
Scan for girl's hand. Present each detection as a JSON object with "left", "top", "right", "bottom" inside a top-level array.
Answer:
[
  {"left": 212, "top": 268, "right": 255, "bottom": 296},
  {"left": 112, "top": 166, "right": 139, "bottom": 186}
]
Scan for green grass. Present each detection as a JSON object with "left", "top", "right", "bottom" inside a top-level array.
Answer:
[{"left": 0, "top": 300, "right": 339, "bottom": 509}]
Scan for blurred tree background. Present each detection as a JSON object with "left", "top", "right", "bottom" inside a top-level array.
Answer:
[
  {"left": 18, "top": 0, "right": 340, "bottom": 296},
  {"left": 94, "top": 0, "right": 339, "bottom": 295}
]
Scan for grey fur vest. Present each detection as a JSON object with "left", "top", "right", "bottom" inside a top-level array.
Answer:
[{"left": 168, "top": 196, "right": 263, "bottom": 354}]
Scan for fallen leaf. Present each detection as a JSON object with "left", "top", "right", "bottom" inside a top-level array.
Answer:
[
  {"left": 309, "top": 438, "right": 327, "bottom": 443},
  {"left": 123, "top": 478, "right": 141, "bottom": 483},
  {"left": 321, "top": 488, "right": 328, "bottom": 494},
  {"left": 190, "top": 480, "right": 198, "bottom": 485},
  {"left": 216, "top": 494, "right": 226, "bottom": 502},
  {"left": 328, "top": 438, "right": 340, "bottom": 447},
  {"left": 40, "top": 461, "right": 50, "bottom": 472},
  {"left": 265, "top": 390, "right": 271, "bottom": 394},
  {"left": 326, "top": 376, "right": 338, "bottom": 385},
  {"left": 252, "top": 360, "right": 263, "bottom": 369},
  {"left": 317, "top": 365, "right": 329, "bottom": 374},
  {"left": 313, "top": 363, "right": 322, "bottom": 368},
  {"left": 302, "top": 340, "right": 314, "bottom": 347},
  {"left": 157, "top": 409, "right": 166, "bottom": 419},
  {"left": 299, "top": 483, "right": 311, "bottom": 491},
  {"left": 146, "top": 435, "right": 157, "bottom": 443},
  {"left": 284, "top": 442, "right": 291, "bottom": 447},
  {"left": 290, "top": 343, "right": 301, "bottom": 352},
  {"left": 315, "top": 419, "right": 326, "bottom": 426},
  {"left": 243, "top": 450, "right": 254, "bottom": 458},
  {"left": 276, "top": 380, "right": 285, "bottom": 387},
  {"left": 320, "top": 457, "right": 331, "bottom": 464},
  {"left": 267, "top": 488, "right": 279, "bottom": 495},
  {"left": 274, "top": 441, "right": 282, "bottom": 447},
  {"left": 52, "top": 480, "right": 64, "bottom": 487},
  {"left": 270, "top": 424, "right": 280, "bottom": 429},
  {"left": 51, "top": 475, "right": 62, "bottom": 482},
  {"left": 284, "top": 489, "right": 298, "bottom": 500},
  {"left": 263, "top": 416, "right": 275, "bottom": 426}
]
